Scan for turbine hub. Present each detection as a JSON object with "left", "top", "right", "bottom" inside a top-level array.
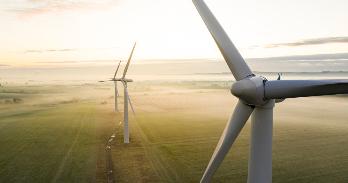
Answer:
[{"left": 231, "top": 76, "right": 267, "bottom": 106}]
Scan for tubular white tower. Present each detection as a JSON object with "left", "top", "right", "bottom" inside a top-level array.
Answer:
[
  {"left": 192, "top": 0, "right": 348, "bottom": 182},
  {"left": 123, "top": 81, "right": 129, "bottom": 143},
  {"left": 248, "top": 100, "right": 274, "bottom": 183}
]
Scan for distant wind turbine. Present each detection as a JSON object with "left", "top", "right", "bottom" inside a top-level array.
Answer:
[
  {"left": 98, "top": 43, "right": 137, "bottom": 143},
  {"left": 99, "top": 60, "right": 122, "bottom": 111},
  {"left": 192, "top": 0, "right": 348, "bottom": 183},
  {"left": 112, "top": 61, "right": 122, "bottom": 111},
  {"left": 120, "top": 42, "right": 137, "bottom": 144}
]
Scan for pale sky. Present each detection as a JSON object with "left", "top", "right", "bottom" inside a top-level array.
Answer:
[{"left": 1, "top": 0, "right": 348, "bottom": 66}]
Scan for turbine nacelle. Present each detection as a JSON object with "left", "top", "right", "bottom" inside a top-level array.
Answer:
[
  {"left": 231, "top": 76, "right": 267, "bottom": 106},
  {"left": 122, "top": 78, "right": 133, "bottom": 83},
  {"left": 110, "top": 78, "right": 133, "bottom": 82}
]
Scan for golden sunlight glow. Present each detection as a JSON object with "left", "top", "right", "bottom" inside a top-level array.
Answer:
[{"left": 1, "top": 0, "right": 348, "bottom": 66}]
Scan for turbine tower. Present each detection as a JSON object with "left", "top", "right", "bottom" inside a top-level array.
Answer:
[{"left": 192, "top": 0, "right": 348, "bottom": 183}]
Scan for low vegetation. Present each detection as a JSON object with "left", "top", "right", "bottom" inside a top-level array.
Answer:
[{"left": 0, "top": 82, "right": 347, "bottom": 182}]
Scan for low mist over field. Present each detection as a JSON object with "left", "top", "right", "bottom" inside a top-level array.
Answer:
[{"left": 2, "top": 56, "right": 348, "bottom": 84}]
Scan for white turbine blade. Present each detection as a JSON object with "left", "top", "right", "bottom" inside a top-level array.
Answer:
[
  {"left": 126, "top": 89, "right": 136, "bottom": 116},
  {"left": 192, "top": 0, "right": 253, "bottom": 81},
  {"left": 114, "top": 81, "right": 119, "bottom": 111},
  {"left": 265, "top": 80, "right": 348, "bottom": 99},
  {"left": 248, "top": 101, "right": 274, "bottom": 183},
  {"left": 115, "top": 82, "right": 120, "bottom": 97},
  {"left": 122, "top": 42, "right": 137, "bottom": 79},
  {"left": 113, "top": 60, "right": 122, "bottom": 79},
  {"left": 122, "top": 82, "right": 135, "bottom": 115},
  {"left": 201, "top": 100, "right": 254, "bottom": 183}
]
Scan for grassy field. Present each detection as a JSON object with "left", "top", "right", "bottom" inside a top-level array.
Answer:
[
  {"left": 0, "top": 82, "right": 348, "bottom": 182},
  {"left": 0, "top": 84, "right": 118, "bottom": 183},
  {"left": 111, "top": 84, "right": 348, "bottom": 183}
]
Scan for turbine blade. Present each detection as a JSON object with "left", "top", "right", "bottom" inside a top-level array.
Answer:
[
  {"left": 122, "top": 42, "right": 137, "bottom": 79},
  {"left": 265, "top": 79, "right": 348, "bottom": 99},
  {"left": 192, "top": 0, "right": 253, "bottom": 81},
  {"left": 116, "top": 86, "right": 119, "bottom": 97},
  {"left": 127, "top": 90, "right": 136, "bottom": 116},
  {"left": 114, "top": 82, "right": 119, "bottom": 97},
  {"left": 121, "top": 82, "right": 135, "bottom": 115},
  {"left": 113, "top": 60, "right": 122, "bottom": 79},
  {"left": 201, "top": 100, "right": 254, "bottom": 183}
]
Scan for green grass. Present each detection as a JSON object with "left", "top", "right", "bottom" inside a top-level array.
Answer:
[
  {"left": 132, "top": 112, "right": 249, "bottom": 183},
  {"left": 110, "top": 93, "right": 348, "bottom": 183},
  {"left": 118, "top": 111, "right": 348, "bottom": 183},
  {"left": 0, "top": 100, "right": 114, "bottom": 183},
  {"left": 1, "top": 83, "right": 348, "bottom": 183}
]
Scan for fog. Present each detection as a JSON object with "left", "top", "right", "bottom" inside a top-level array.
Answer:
[{"left": 1, "top": 59, "right": 348, "bottom": 84}]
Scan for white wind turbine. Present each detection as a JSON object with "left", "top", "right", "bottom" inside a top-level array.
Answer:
[
  {"left": 99, "top": 43, "right": 136, "bottom": 143},
  {"left": 120, "top": 42, "right": 136, "bottom": 144},
  {"left": 99, "top": 60, "right": 122, "bottom": 111},
  {"left": 192, "top": 0, "right": 348, "bottom": 183},
  {"left": 112, "top": 60, "right": 123, "bottom": 111},
  {"left": 112, "top": 61, "right": 122, "bottom": 111}
]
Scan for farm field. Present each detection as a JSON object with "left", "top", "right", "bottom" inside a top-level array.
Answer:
[
  {"left": 109, "top": 82, "right": 348, "bottom": 183},
  {"left": 0, "top": 82, "right": 348, "bottom": 182},
  {"left": 0, "top": 84, "right": 116, "bottom": 183}
]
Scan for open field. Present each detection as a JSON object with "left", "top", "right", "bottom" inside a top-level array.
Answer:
[
  {"left": 0, "top": 84, "right": 118, "bottom": 182},
  {"left": 0, "top": 81, "right": 348, "bottom": 182},
  {"left": 111, "top": 82, "right": 348, "bottom": 183}
]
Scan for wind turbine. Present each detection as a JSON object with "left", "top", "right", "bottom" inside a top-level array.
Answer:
[
  {"left": 120, "top": 42, "right": 137, "bottom": 144},
  {"left": 99, "top": 60, "right": 122, "bottom": 111},
  {"left": 192, "top": 0, "right": 348, "bottom": 183},
  {"left": 98, "top": 43, "right": 136, "bottom": 143},
  {"left": 112, "top": 60, "right": 122, "bottom": 111}
]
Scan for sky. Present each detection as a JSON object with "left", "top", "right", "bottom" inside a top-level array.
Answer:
[{"left": 1, "top": 0, "right": 348, "bottom": 67}]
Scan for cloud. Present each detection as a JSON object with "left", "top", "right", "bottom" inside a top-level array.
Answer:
[
  {"left": 5, "top": 0, "right": 119, "bottom": 17},
  {"left": 25, "top": 48, "right": 78, "bottom": 53},
  {"left": 35, "top": 61, "right": 79, "bottom": 64},
  {"left": 24, "top": 46, "right": 119, "bottom": 54},
  {"left": 33, "top": 59, "right": 120, "bottom": 66},
  {"left": 266, "top": 37, "right": 348, "bottom": 48},
  {"left": 247, "top": 52, "right": 348, "bottom": 62}
]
